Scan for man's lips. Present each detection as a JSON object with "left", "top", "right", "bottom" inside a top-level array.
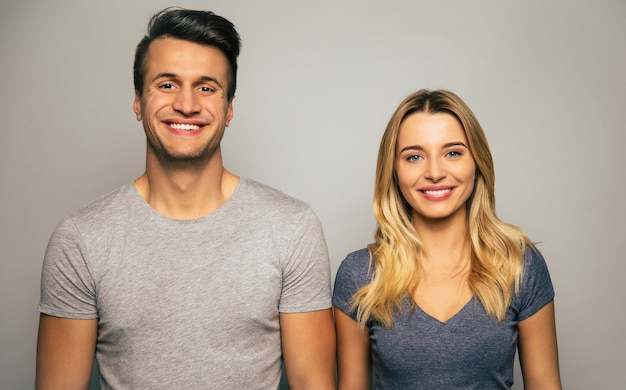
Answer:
[{"left": 168, "top": 123, "right": 202, "bottom": 131}]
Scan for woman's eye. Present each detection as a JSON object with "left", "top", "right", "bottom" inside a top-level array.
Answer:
[
  {"left": 407, "top": 155, "right": 423, "bottom": 162},
  {"left": 447, "top": 151, "right": 462, "bottom": 158}
]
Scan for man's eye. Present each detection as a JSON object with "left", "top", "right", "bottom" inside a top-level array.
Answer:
[
  {"left": 160, "top": 83, "right": 174, "bottom": 89},
  {"left": 200, "top": 86, "right": 215, "bottom": 93}
]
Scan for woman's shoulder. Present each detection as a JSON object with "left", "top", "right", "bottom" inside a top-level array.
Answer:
[
  {"left": 335, "top": 248, "right": 373, "bottom": 285},
  {"left": 341, "top": 248, "right": 371, "bottom": 269},
  {"left": 514, "top": 245, "right": 555, "bottom": 320},
  {"left": 333, "top": 248, "right": 372, "bottom": 311},
  {"left": 522, "top": 245, "right": 550, "bottom": 274}
]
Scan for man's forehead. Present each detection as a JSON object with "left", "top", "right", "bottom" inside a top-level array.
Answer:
[{"left": 144, "top": 38, "right": 230, "bottom": 76}]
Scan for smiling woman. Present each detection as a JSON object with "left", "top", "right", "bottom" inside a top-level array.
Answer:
[
  {"left": 395, "top": 112, "right": 477, "bottom": 227},
  {"left": 333, "top": 89, "right": 562, "bottom": 389}
]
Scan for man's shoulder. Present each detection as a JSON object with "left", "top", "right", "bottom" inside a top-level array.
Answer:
[
  {"left": 239, "top": 177, "right": 308, "bottom": 210},
  {"left": 47, "top": 184, "right": 137, "bottom": 250},
  {"left": 233, "top": 178, "right": 323, "bottom": 230},
  {"left": 66, "top": 184, "right": 135, "bottom": 225}
]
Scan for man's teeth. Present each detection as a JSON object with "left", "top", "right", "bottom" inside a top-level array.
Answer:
[
  {"left": 170, "top": 123, "right": 201, "bottom": 131},
  {"left": 423, "top": 189, "right": 452, "bottom": 195}
]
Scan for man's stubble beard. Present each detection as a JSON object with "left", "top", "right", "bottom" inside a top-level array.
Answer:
[{"left": 147, "top": 135, "right": 222, "bottom": 172}]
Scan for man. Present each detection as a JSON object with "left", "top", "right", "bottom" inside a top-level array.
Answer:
[{"left": 36, "top": 8, "right": 335, "bottom": 389}]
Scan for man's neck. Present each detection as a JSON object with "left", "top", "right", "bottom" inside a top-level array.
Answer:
[{"left": 134, "top": 150, "right": 239, "bottom": 220}]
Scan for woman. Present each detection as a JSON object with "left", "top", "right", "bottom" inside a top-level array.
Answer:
[{"left": 333, "top": 89, "right": 561, "bottom": 389}]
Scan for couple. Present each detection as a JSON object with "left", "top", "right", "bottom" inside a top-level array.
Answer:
[{"left": 36, "top": 8, "right": 561, "bottom": 390}]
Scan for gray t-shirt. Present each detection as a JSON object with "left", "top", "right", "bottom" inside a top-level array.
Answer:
[
  {"left": 39, "top": 177, "right": 332, "bottom": 389},
  {"left": 333, "top": 247, "right": 554, "bottom": 389}
]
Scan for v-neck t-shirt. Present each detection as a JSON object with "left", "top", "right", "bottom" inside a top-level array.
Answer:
[{"left": 332, "top": 247, "right": 554, "bottom": 389}]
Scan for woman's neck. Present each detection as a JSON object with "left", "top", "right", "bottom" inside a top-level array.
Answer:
[{"left": 413, "top": 210, "right": 470, "bottom": 268}]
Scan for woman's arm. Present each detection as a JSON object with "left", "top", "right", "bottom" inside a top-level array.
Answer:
[
  {"left": 518, "top": 300, "right": 562, "bottom": 389},
  {"left": 334, "top": 306, "right": 372, "bottom": 390}
]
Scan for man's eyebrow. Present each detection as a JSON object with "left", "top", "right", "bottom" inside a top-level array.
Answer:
[
  {"left": 199, "top": 75, "right": 224, "bottom": 89},
  {"left": 151, "top": 73, "right": 224, "bottom": 89},
  {"left": 151, "top": 73, "right": 177, "bottom": 83}
]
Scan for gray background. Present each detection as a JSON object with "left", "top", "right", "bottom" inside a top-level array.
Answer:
[{"left": 1, "top": 0, "right": 624, "bottom": 389}]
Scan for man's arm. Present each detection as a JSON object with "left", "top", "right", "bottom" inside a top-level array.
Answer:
[
  {"left": 334, "top": 307, "right": 371, "bottom": 390},
  {"left": 36, "top": 314, "right": 98, "bottom": 390},
  {"left": 280, "top": 308, "right": 336, "bottom": 389},
  {"left": 518, "top": 300, "right": 562, "bottom": 389}
]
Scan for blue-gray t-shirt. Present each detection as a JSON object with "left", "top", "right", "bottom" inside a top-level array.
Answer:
[{"left": 333, "top": 247, "right": 554, "bottom": 389}]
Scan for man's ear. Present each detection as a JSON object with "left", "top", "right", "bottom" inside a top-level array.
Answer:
[
  {"left": 133, "top": 90, "right": 142, "bottom": 121},
  {"left": 225, "top": 96, "right": 235, "bottom": 127}
]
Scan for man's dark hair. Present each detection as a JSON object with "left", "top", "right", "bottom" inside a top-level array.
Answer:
[{"left": 133, "top": 8, "right": 241, "bottom": 100}]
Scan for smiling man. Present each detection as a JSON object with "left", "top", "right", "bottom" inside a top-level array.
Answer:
[{"left": 36, "top": 8, "right": 335, "bottom": 390}]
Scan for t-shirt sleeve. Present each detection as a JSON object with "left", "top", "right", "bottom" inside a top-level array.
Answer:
[
  {"left": 515, "top": 247, "right": 555, "bottom": 322},
  {"left": 38, "top": 216, "right": 98, "bottom": 319},
  {"left": 278, "top": 207, "right": 332, "bottom": 313},
  {"left": 332, "top": 249, "right": 371, "bottom": 321}
]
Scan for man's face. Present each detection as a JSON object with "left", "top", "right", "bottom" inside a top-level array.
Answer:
[{"left": 133, "top": 37, "right": 234, "bottom": 166}]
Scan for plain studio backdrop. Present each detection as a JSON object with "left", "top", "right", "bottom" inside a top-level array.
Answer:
[{"left": 1, "top": 1, "right": 624, "bottom": 389}]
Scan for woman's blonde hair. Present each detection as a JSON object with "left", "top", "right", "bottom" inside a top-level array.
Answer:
[{"left": 351, "top": 89, "right": 532, "bottom": 328}]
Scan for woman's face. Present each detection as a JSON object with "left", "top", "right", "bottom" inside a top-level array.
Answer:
[{"left": 395, "top": 112, "right": 476, "bottom": 227}]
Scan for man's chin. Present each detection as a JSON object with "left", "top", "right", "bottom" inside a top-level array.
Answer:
[{"left": 153, "top": 148, "right": 217, "bottom": 169}]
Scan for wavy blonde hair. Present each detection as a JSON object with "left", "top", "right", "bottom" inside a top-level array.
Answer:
[{"left": 351, "top": 89, "right": 532, "bottom": 328}]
